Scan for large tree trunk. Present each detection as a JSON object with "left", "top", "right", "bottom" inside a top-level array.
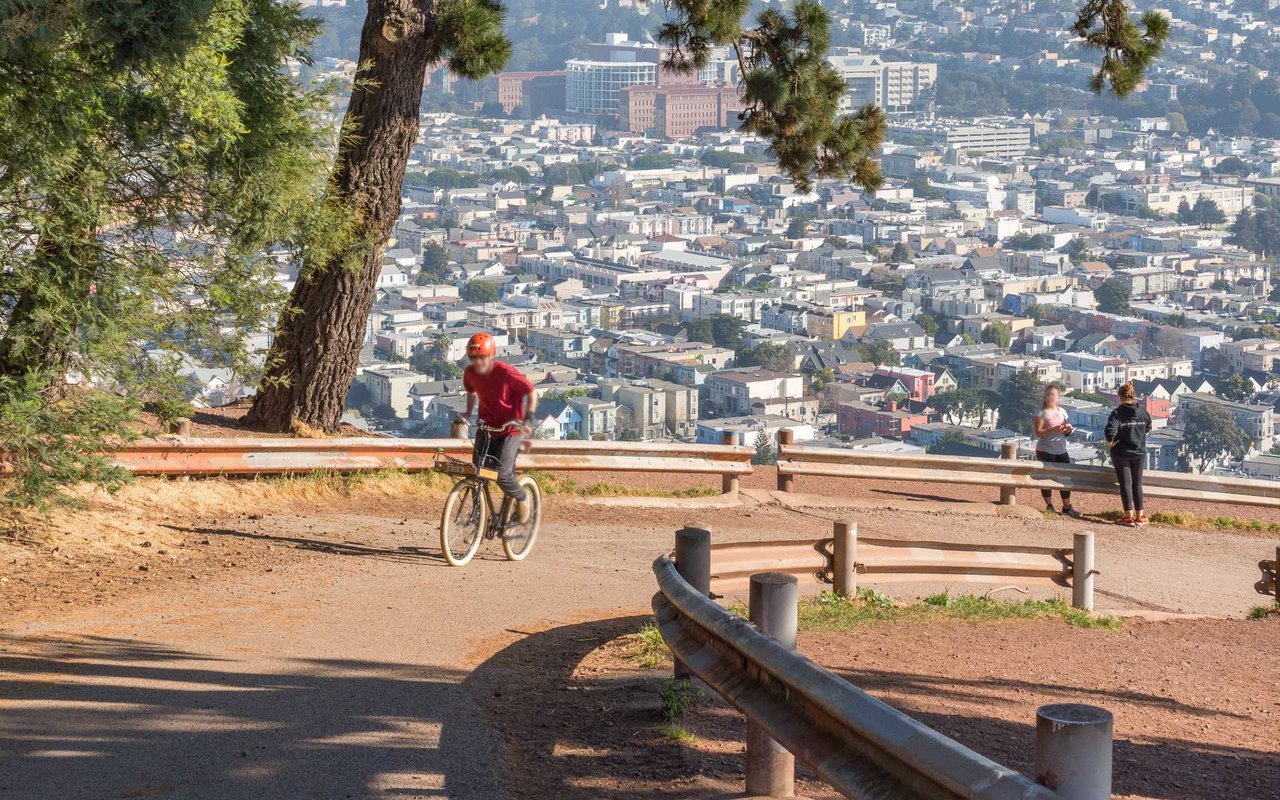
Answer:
[{"left": 246, "top": 0, "right": 434, "bottom": 432}]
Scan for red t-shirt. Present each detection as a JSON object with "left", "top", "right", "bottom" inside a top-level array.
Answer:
[{"left": 463, "top": 360, "right": 534, "bottom": 432}]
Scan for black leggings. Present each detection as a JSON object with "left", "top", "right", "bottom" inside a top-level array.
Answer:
[
  {"left": 1112, "top": 455, "right": 1144, "bottom": 512},
  {"left": 1035, "top": 450, "right": 1071, "bottom": 504}
]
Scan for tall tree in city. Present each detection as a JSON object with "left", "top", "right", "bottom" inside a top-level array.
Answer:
[
  {"left": 1096, "top": 278, "right": 1131, "bottom": 315},
  {"left": 248, "top": 0, "right": 892, "bottom": 432},
  {"left": 995, "top": 368, "right": 1046, "bottom": 436},
  {"left": 0, "top": 0, "right": 329, "bottom": 506},
  {"left": 1072, "top": 0, "right": 1170, "bottom": 97},
  {"left": 1183, "top": 403, "right": 1249, "bottom": 470}
]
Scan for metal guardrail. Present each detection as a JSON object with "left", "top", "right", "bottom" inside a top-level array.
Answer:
[
  {"left": 652, "top": 532, "right": 1068, "bottom": 800},
  {"left": 776, "top": 441, "right": 1280, "bottom": 509},
  {"left": 106, "top": 436, "right": 755, "bottom": 483}
]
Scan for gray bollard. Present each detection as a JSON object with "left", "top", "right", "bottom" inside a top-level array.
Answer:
[
  {"left": 1072, "top": 531, "right": 1095, "bottom": 611},
  {"left": 833, "top": 520, "right": 857, "bottom": 597},
  {"left": 745, "top": 572, "right": 798, "bottom": 798},
  {"left": 450, "top": 419, "right": 469, "bottom": 440},
  {"left": 1034, "top": 703, "right": 1113, "bottom": 800},
  {"left": 673, "top": 527, "right": 712, "bottom": 679},
  {"left": 998, "top": 441, "right": 1018, "bottom": 505}
]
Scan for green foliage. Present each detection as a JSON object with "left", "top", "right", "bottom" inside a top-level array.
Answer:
[
  {"left": 789, "top": 590, "right": 1120, "bottom": 631},
  {"left": 889, "top": 242, "right": 915, "bottom": 263},
  {"left": 1004, "top": 232, "right": 1051, "bottom": 251},
  {"left": 856, "top": 340, "right": 899, "bottom": 367},
  {"left": 1096, "top": 279, "right": 1131, "bottom": 315},
  {"left": 658, "top": 0, "right": 885, "bottom": 192},
  {"left": 996, "top": 367, "right": 1046, "bottom": 435},
  {"left": 1183, "top": 402, "right": 1249, "bottom": 467},
  {"left": 930, "top": 387, "right": 994, "bottom": 426},
  {"left": 460, "top": 280, "right": 499, "bottom": 303},
  {"left": 0, "top": 0, "right": 330, "bottom": 506},
  {"left": 542, "top": 161, "right": 601, "bottom": 186},
  {"left": 751, "top": 427, "right": 776, "bottom": 466},
  {"left": 915, "top": 313, "right": 940, "bottom": 338},
  {"left": 620, "top": 428, "right": 643, "bottom": 442},
  {"left": 417, "top": 243, "right": 451, "bottom": 285},
  {"left": 1247, "top": 605, "right": 1279, "bottom": 620},
  {"left": 1229, "top": 208, "right": 1280, "bottom": 259},
  {"left": 627, "top": 622, "right": 671, "bottom": 669},
  {"left": 410, "top": 335, "right": 463, "bottom": 380},
  {"left": 630, "top": 152, "right": 675, "bottom": 170},
  {"left": 656, "top": 724, "right": 696, "bottom": 743},
  {"left": 1219, "top": 373, "right": 1253, "bottom": 403},
  {"left": 659, "top": 678, "right": 703, "bottom": 723},
  {"left": 1072, "top": 0, "right": 1170, "bottom": 97},
  {"left": 737, "top": 342, "right": 792, "bottom": 373},
  {"left": 981, "top": 322, "right": 1012, "bottom": 348}
]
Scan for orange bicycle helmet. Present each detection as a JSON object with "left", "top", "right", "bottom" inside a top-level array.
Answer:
[{"left": 466, "top": 332, "right": 497, "bottom": 358}]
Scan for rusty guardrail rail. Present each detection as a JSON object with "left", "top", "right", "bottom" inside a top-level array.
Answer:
[
  {"left": 775, "top": 437, "right": 1280, "bottom": 509},
  {"left": 706, "top": 522, "right": 1095, "bottom": 609},
  {"left": 107, "top": 436, "right": 755, "bottom": 488},
  {"left": 653, "top": 527, "right": 1073, "bottom": 800}
]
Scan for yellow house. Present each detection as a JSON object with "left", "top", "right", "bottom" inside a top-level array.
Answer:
[{"left": 806, "top": 308, "right": 867, "bottom": 341}]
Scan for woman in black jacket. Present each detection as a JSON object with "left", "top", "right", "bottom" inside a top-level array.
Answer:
[{"left": 1104, "top": 382, "right": 1153, "bottom": 526}]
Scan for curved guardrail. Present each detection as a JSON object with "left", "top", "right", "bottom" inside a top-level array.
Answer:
[{"left": 652, "top": 550, "right": 1063, "bottom": 800}]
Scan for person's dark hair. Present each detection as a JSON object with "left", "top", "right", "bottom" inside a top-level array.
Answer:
[{"left": 1118, "top": 381, "right": 1136, "bottom": 403}]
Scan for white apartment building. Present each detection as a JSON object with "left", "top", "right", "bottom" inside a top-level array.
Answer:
[
  {"left": 827, "top": 49, "right": 937, "bottom": 114},
  {"left": 1114, "top": 182, "right": 1253, "bottom": 216},
  {"left": 1056, "top": 352, "right": 1126, "bottom": 392}
]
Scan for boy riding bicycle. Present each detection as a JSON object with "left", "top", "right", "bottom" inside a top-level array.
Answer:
[{"left": 455, "top": 332, "right": 537, "bottom": 524}]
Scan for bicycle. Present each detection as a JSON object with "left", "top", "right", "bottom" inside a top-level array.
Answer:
[{"left": 433, "top": 420, "right": 543, "bottom": 567}]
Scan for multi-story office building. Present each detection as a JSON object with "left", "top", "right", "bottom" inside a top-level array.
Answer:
[
  {"left": 920, "top": 123, "right": 1032, "bottom": 157},
  {"left": 827, "top": 49, "right": 937, "bottom": 114},
  {"left": 494, "top": 71, "right": 566, "bottom": 114},
  {"left": 565, "top": 59, "right": 658, "bottom": 115}
]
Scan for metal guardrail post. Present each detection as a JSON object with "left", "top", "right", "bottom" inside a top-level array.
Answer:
[
  {"left": 1072, "top": 530, "right": 1095, "bottom": 611},
  {"left": 450, "top": 419, "right": 469, "bottom": 440},
  {"left": 833, "top": 520, "right": 857, "bottom": 597},
  {"left": 721, "top": 430, "right": 740, "bottom": 495},
  {"left": 745, "top": 572, "right": 798, "bottom": 798},
  {"left": 673, "top": 527, "right": 712, "bottom": 679},
  {"left": 776, "top": 428, "right": 794, "bottom": 493},
  {"left": 1034, "top": 703, "right": 1113, "bottom": 800},
  {"left": 998, "top": 441, "right": 1018, "bottom": 505}
]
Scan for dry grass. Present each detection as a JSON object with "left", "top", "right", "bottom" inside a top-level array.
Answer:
[{"left": 0, "top": 469, "right": 455, "bottom": 565}]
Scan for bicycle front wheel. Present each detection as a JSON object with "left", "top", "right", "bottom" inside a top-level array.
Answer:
[
  {"left": 502, "top": 475, "right": 541, "bottom": 561},
  {"left": 440, "top": 480, "right": 488, "bottom": 567}
]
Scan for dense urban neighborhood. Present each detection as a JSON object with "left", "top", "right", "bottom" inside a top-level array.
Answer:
[{"left": 196, "top": 0, "right": 1277, "bottom": 477}]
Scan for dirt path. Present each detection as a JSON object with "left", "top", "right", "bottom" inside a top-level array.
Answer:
[{"left": 1, "top": 483, "right": 1276, "bottom": 799}]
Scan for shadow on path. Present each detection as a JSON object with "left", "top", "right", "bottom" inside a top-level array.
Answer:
[{"left": 0, "top": 633, "right": 503, "bottom": 799}]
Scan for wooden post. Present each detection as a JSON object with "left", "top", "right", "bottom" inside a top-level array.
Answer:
[
  {"left": 175, "top": 418, "right": 192, "bottom": 437},
  {"left": 998, "top": 441, "right": 1018, "bottom": 505},
  {"left": 776, "top": 428, "right": 794, "bottom": 493},
  {"left": 833, "top": 520, "right": 857, "bottom": 597},
  {"left": 721, "top": 430, "right": 739, "bottom": 496}
]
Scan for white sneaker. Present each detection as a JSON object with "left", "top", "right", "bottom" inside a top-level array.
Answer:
[{"left": 514, "top": 497, "right": 532, "bottom": 525}]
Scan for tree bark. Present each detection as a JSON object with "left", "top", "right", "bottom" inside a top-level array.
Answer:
[{"left": 246, "top": 0, "right": 434, "bottom": 432}]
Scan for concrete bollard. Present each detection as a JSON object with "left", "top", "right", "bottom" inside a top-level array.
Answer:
[
  {"left": 833, "top": 520, "right": 857, "bottom": 597},
  {"left": 998, "top": 441, "right": 1018, "bottom": 505},
  {"left": 450, "top": 419, "right": 469, "bottom": 440},
  {"left": 1034, "top": 703, "right": 1113, "bottom": 800},
  {"left": 776, "top": 428, "right": 794, "bottom": 493},
  {"left": 721, "top": 430, "right": 740, "bottom": 496},
  {"left": 746, "top": 572, "right": 798, "bottom": 798},
  {"left": 673, "top": 527, "right": 712, "bottom": 679},
  {"left": 1072, "top": 530, "right": 1095, "bottom": 611}
]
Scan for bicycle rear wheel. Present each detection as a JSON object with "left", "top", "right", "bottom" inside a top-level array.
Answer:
[
  {"left": 501, "top": 475, "right": 541, "bottom": 561},
  {"left": 440, "top": 481, "right": 487, "bottom": 566}
]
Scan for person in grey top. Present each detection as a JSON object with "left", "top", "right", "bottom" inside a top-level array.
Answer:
[{"left": 1032, "top": 384, "right": 1080, "bottom": 517}]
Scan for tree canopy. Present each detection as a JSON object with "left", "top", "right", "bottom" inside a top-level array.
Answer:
[
  {"left": 1183, "top": 403, "right": 1249, "bottom": 469},
  {"left": 0, "top": 0, "right": 329, "bottom": 506},
  {"left": 1096, "top": 279, "right": 1131, "bottom": 315}
]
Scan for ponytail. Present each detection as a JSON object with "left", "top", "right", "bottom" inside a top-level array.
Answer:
[{"left": 1118, "top": 381, "right": 1136, "bottom": 403}]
